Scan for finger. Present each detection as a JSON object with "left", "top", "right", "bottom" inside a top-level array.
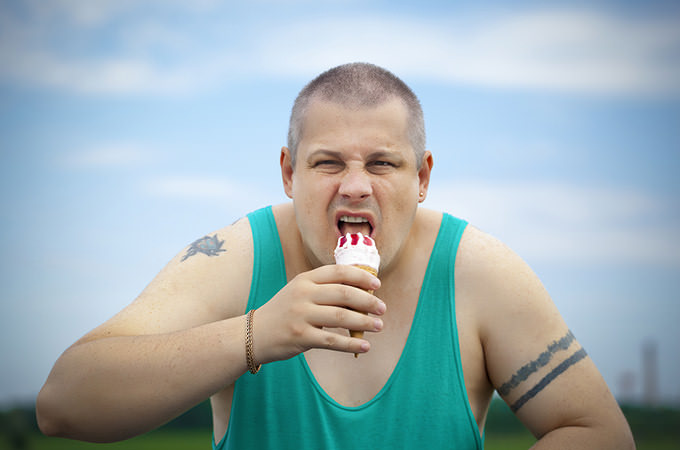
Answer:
[
  {"left": 309, "top": 305, "right": 384, "bottom": 333},
  {"left": 312, "top": 284, "right": 386, "bottom": 316},
  {"left": 309, "top": 264, "right": 381, "bottom": 292},
  {"left": 308, "top": 327, "right": 371, "bottom": 355}
]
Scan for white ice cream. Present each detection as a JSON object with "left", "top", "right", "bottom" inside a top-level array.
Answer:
[{"left": 334, "top": 232, "right": 380, "bottom": 271}]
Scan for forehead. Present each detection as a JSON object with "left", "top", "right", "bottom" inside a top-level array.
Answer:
[{"left": 298, "top": 98, "right": 411, "bottom": 153}]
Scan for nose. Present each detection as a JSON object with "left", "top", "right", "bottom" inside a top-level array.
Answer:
[{"left": 338, "top": 168, "right": 372, "bottom": 201}]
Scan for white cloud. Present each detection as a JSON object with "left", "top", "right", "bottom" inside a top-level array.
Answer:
[
  {"left": 1, "top": 5, "right": 679, "bottom": 96},
  {"left": 143, "top": 175, "right": 286, "bottom": 207},
  {"left": 20, "top": 0, "right": 220, "bottom": 27},
  {"left": 145, "top": 175, "right": 241, "bottom": 200},
  {"left": 62, "top": 143, "right": 152, "bottom": 168},
  {"left": 426, "top": 180, "right": 680, "bottom": 266},
  {"left": 259, "top": 10, "right": 680, "bottom": 96}
]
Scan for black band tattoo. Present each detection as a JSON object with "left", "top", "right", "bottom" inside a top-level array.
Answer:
[
  {"left": 498, "top": 330, "right": 575, "bottom": 397},
  {"left": 181, "top": 234, "right": 226, "bottom": 262},
  {"left": 510, "top": 347, "right": 588, "bottom": 412}
]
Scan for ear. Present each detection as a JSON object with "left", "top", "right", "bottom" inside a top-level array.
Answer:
[
  {"left": 280, "top": 146, "right": 294, "bottom": 199},
  {"left": 417, "top": 151, "right": 433, "bottom": 203}
]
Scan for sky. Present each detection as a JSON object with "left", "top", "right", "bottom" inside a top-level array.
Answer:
[{"left": 1, "top": 0, "right": 679, "bottom": 408}]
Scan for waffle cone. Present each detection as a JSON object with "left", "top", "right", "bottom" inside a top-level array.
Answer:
[
  {"left": 351, "top": 264, "right": 378, "bottom": 278},
  {"left": 349, "top": 264, "right": 379, "bottom": 357}
]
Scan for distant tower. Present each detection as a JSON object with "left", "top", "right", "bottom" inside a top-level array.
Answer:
[
  {"left": 642, "top": 340, "right": 659, "bottom": 406},
  {"left": 618, "top": 371, "right": 636, "bottom": 404}
]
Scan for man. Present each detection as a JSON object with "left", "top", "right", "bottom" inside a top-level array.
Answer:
[{"left": 37, "top": 63, "right": 634, "bottom": 449}]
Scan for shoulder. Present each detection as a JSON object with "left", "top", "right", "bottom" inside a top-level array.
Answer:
[
  {"left": 179, "top": 215, "right": 252, "bottom": 258},
  {"left": 74, "top": 213, "right": 259, "bottom": 343},
  {"left": 455, "top": 225, "right": 559, "bottom": 339},
  {"left": 164, "top": 213, "right": 257, "bottom": 317},
  {"left": 169, "top": 213, "right": 254, "bottom": 275},
  {"left": 457, "top": 224, "right": 520, "bottom": 270},
  {"left": 456, "top": 225, "right": 544, "bottom": 296}
]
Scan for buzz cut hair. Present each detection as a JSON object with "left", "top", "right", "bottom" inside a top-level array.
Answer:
[{"left": 287, "top": 62, "right": 426, "bottom": 168}]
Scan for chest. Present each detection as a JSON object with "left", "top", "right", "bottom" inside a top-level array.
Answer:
[{"left": 303, "top": 290, "right": 417, "bottom": 407}]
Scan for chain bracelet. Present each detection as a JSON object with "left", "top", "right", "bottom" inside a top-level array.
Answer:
[{"left": 245, "top": 309, "right": 261, "bottom": 374}]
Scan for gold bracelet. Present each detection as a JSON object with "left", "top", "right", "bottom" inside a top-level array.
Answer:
[{"left": 245, "top": 309, "right": 261, "bottom": 374}]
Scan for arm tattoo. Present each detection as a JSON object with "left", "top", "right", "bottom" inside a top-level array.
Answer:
[
  {"left": 498, "top": 330, "right": 588, "bottom": 412},
  {"left": 181, "top": 234, "right": 226, "bottom": 262},
  {"left": 510, "top": 348, "right": 588, "bottom": 412},
  {"left": 498, "top": 330, "right": 575, "bottom": 396}
]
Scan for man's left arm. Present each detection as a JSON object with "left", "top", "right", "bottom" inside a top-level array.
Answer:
[{"left": 465, "top": 228, "right": 635, "bottom": 448}]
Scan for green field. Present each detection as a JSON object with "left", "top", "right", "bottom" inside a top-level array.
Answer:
[
  {"left": 484, "top": 433, "right": 679, "bottom": 450},
  {"left": 3, "top": 430, "right": 676, "bottom": 450},
  {"left": 10, "top": 430, "right": 211, "bottom": 450},
  {"left": 2, "top": 399, "right": 678, "bottom": 449}
]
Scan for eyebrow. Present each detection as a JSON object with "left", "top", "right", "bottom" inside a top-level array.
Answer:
[
  {"left": 306, "top": 149, "right": 404, "bottom": 162},
  {"left": 306, "top": 149, "right": 342, "bottom": 161},
  {"left": 367, "top": 150, "right": 404, "bottom": 162}
]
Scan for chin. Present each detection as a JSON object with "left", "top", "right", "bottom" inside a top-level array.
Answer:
[{"left": 300, "top": 234, "right": 335, "bottom": 268}]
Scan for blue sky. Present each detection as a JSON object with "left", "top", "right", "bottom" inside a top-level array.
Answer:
[{"left": 1, "top": 0, "right": 679, "bottom": 407}]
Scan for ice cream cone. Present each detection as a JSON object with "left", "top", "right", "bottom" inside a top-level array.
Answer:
[
  {"left": 348, "top": 264, "right": 378, "bottom": 342},
  {"left": 334, "top": 233, "right": 380, "bottom": 357}
]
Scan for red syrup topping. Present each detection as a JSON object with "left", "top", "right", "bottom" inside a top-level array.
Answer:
[{"left": 338, "top": 233, "right": 374, "bottom": 248}]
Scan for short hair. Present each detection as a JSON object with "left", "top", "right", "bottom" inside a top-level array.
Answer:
[{"left": 287, "top": 62, "right": 426, "bottom": 168}]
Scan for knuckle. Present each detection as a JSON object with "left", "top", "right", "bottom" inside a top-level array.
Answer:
[
  {"left": 324, "top": 334, "right": 337, "bottom": 348},
  {"left": 288, "top": 304, "right": 306, "bottom": 321},
  {"left": 336, "top": 264, "right": 355, "bottom": 281},
  {"left": 290, "top": 272, "right": 306, "bottom": 287},
  {"left": 339, "top": 285, "right": 353, "bottom": 302},
  {"left": 334, "top": 307, "right": 347, "bottom": 323},
  {"left": 293, "top": 279, "right": 313, "bottom": 297},
  {"left": 290, "top": 322, "right": 306, "bottom": 338}
]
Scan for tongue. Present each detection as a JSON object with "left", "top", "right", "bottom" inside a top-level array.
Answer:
[{"left": 339, "top": 221, "right": 371, "bottom": 237}]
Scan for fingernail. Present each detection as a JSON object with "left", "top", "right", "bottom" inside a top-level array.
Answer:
[
  {"left": 376, "top": 300, "right": 386, "bottom": 314},
  {"left": 373, "top": 318, "right": 383, "bottom": 331}
]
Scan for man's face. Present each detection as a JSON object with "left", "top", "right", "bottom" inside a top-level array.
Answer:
[{"left": 281, "top": 97, "right": 431, "bottom": 272}]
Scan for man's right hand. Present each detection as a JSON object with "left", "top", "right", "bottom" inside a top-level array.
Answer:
[{"left": 253, "top": 264, "right": 386, "bottom": 364}]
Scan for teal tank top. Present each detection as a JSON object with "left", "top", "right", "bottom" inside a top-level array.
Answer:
[{"left": 214, "top": 206, "right": 481, "bottom": 449}]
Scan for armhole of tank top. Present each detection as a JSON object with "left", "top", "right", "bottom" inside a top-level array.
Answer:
[
  {"left": 245, "top": 208, "right": 263, "bottom": 313},
  {"left": 212, "top": 429, "right": 225, "bottom": 450},
  {"left": 447, "top": 215, "right": 484, "bottom": 449},
  {"left": 244, "top": 205, "right": 286, "bottom": 312}
]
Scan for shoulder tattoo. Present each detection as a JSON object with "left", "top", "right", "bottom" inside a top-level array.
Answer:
[
  {"left": 498, "top": 330, "right": 588, "bottom": 412},
  {"left": 181, "top": 234, "right": 226, "bottom": 262}
]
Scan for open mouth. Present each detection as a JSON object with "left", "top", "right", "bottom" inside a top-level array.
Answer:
[{"left": 337, "top": 215, "right": 373, "bottom": 237}]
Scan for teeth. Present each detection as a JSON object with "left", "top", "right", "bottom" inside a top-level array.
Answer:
[{"left": 340, "top": 215, "right": 368, "bottom": 223}]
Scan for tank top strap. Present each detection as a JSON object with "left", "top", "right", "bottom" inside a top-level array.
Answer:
[
  {"left": 246, "top": 206, "right": 287, "bottom": 311},
  {"left": 433, "top": 213, "right": 467, "bottom": 291}
]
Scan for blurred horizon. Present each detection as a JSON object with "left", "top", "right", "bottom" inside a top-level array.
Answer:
[{"left": 1, "top": 0, "right": 679, "bottom": 407}]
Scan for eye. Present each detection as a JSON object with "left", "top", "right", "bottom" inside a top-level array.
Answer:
[
  {"left": 367, "top": 160, "right": 397, "bottom": 173},
  {"left": 311, "top": 159, "right": 344, "bottom": 173},
  {"left": 314, "top": 160, "right": 341, "bottom": 167}
]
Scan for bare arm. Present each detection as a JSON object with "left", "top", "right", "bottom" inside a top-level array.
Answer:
[
  {"left": 37, "top": 317, "right": 249, "bottom": 442},
  {"left": 36, "top": 215, "right": 385, "bottom": 442},
  {"left": 36, "top": 218, "right": 255, "bottom": 442},
  {"left": 459, "top": 227, "right": 635, "bottom": 449}
]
